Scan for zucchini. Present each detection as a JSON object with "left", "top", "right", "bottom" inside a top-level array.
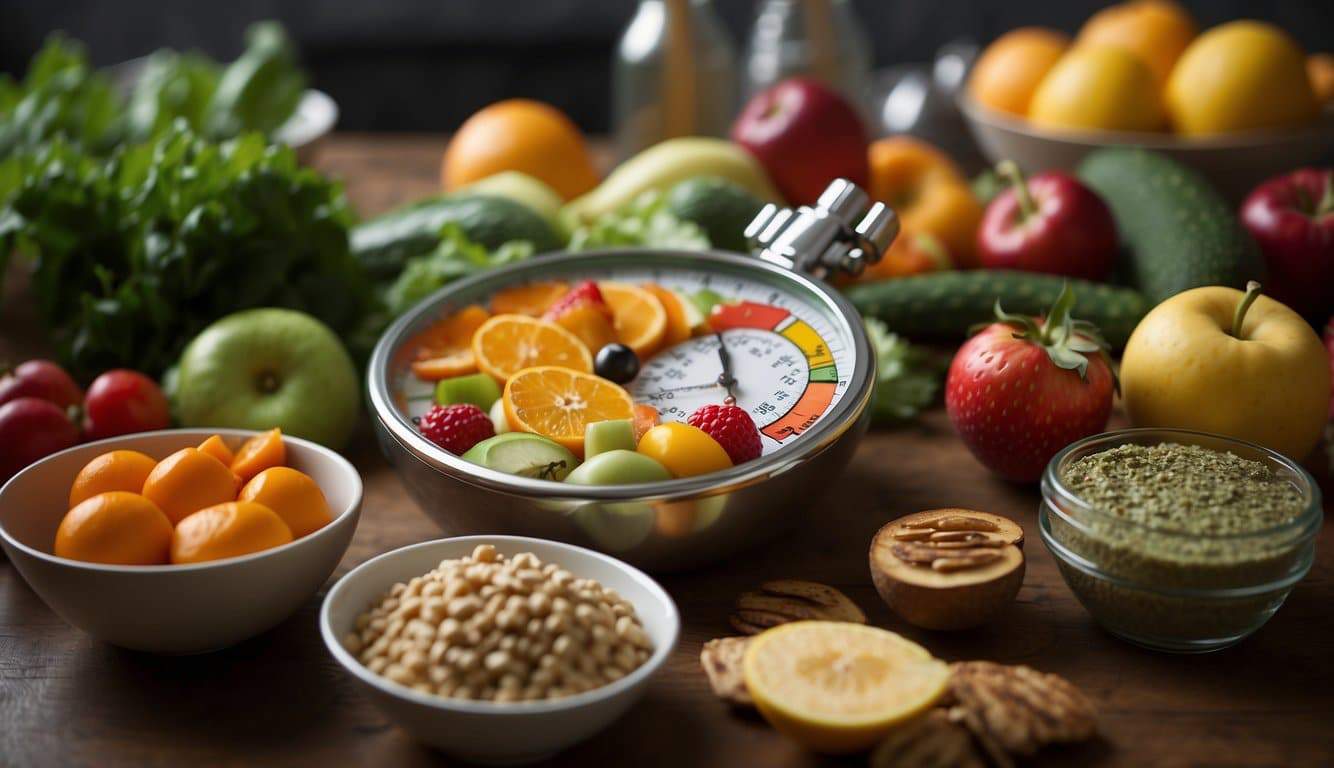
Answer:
[
  {"left": 1077, "top": 148, "right": 1260, "bottom": 303},
  {"left": 845, "top": 270, "right": 1150, "bottom": 349}
]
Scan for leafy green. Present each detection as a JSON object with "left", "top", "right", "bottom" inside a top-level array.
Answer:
[
  {"left": 1, "top": 22, "right": 305, "bottom": 161},
  {"left": 350, "top": 224, "right": 535, "bottom": 361},
  {"left": 0, "top": 123, "right": 366, "bottom": 379},
  {"left": 864, "top": 318, "right": 946, "bottom": 424},
  {"left": 568, "top": 191, "right": 709, "bottom": 251}
]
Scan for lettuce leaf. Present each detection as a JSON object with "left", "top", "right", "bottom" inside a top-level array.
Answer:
[
  {"left": 568, "top": 191, "right": 709, "bottom": 251},
  {"left": 865, "top": 317, "right": 947, "bottom": 424}
]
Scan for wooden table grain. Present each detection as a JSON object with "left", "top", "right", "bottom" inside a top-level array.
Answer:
[{"left": 2, "top": 134, "right": 1332, "bottom": 768}]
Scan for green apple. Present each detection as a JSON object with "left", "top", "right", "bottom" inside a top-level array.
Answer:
[
  {"left": 176, "top": 308, "right": 360, "bottom": 449},
  {"left": 584, "top": 419, "right": 636, "bottom": 458},
  {"left": 462, "top": 432, "right": 578, "bottom": 480},
  {"left": 565, "top": 450, "right": 672, "bottom": 485}
]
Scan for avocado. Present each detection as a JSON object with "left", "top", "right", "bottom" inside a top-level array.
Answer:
[
  {"left": 351, "top": 194, "right": 564, "bottom": 279},
  {"left": 665, "top": 177, "right": 767, "bottom": 253},
  {"left": 845, "top": 270, "right": 1151, "bottom": 349},
  {"left": 1077, "top": 148, "right": 1261, "bottom": 304}
]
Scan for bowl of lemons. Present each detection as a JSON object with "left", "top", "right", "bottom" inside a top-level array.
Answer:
[{"left": 959, "top": 3, "right": 1333, "bottom": 200}]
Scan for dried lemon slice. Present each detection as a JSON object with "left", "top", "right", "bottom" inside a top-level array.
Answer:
[{"left": 742, "top": 621, "right": 950, "bottom": 754}]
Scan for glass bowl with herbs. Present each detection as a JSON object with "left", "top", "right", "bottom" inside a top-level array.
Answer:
[{"left": 1040, "top": 428, "right": 1321, "bottom": 653}]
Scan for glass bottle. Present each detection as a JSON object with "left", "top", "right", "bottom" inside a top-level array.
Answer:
[
  {"left": 743, "top": 0, "right": 872, "bottom": 111},
  {"left": 613, "top": 0, "right": 738, "bottom": 159}
]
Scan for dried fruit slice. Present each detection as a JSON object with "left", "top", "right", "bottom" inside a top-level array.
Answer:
[
  {"left": 599, "top": 282, "right": 668, "bottom": 358},
  {"left": 947, "top": 661, "right": 1097, "bottom": 756},
  {"left": 503, "top": 366, "right": 634, "bottom": 455},
  {"left": 407, "top": 305, "right": 491, "bottom": 381},
  {"left": 729, "top": 579, "right": 866, "bottom": 635},
  {"left": 870, "top": 509, "right": 1025, "bottom": 631},
  {"left": 870, "top": 710, "right": 988, "bottom": 768},
  {"left": 473, "top": 315, "right": 593, "bottom": 382},
  {"left": 489, "top": 281, "right": 569, "bottom": 316},
  {"left": 743, "top": 622, "right": 951, "bottom": 754},
  {"left": 700, "top": 636, "right": 753, "bottom": 707}
]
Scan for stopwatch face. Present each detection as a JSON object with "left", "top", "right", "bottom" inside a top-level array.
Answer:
[{"left": 393, "top": 257, "right": 863, "bottom": 459}]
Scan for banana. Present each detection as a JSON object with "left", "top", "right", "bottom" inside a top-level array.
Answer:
[{"left": 563, "top": 137, "right": 781, "bottom": 224}]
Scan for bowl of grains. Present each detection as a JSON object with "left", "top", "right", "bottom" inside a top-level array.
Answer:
[
  {"left": 1040, "top": 428, "right": 1322, "bottom": 654},
  {"left": 319, "top": 535, "right": 679, "bottom": 764}
]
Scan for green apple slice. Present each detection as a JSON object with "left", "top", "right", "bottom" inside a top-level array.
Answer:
[
  {"left": 584, "top": 419, "right": 636, "bottom": 458},
  {"left": 462, "top": 433, "right": 578, "bottom": 480},
  {"left": 565, "top": 450, "right": 672, "bottom": 485},
  {"left": 434, "top": 373, "right": 501, "bottom": 410}
]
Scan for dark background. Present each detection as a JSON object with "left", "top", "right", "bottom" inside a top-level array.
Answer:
[{"left": 2, "top": 0, "right": 1330, "bottom": 133}]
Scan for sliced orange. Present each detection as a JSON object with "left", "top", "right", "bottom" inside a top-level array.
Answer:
[
  {"left": 231, "top": 428, "right": 286, "bottom": 484},
  {"left": 55, "top": 491, "right": 173, "bottom": 565},
  {"left": 407, "top": 305, "right": 491, "bottom": 381},
  {"left": 68, "top": 450, "right": 158, "bottom": 509},
  {"left": 171, "top": 502, "right": 294, "bottom": 564},
  {"left": 632, "top": 403, "right": 661, "bottom": 441},
  {"left": 599, "top": 282, "right": 668, "bottom": 358},
  {"left": 197, "top": 435, "right": 235, "bottom": 467},
  {"left": 490, "top": 281, "right": 570, "bottom": 316},
  {"left": 239, "top": 466, "right": 333, "bottom": 539},
  {"left": 642, "top": 283, "right": 696, "bottom": 347},
  {"left": 503, "top": 366, "right": 634, "bottom": 455},
  {"left": 142, "top": 448, "right": 241, "bottom": 525},
  {"left": 473, "top": 315, "right": 593, "bottom": 382}
]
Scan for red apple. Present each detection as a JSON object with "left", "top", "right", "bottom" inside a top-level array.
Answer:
[
  {"left": 977, "top": 162, "right": 1118, "bottom": 281},
  {"left": 0, "top": 397, "right": 80, "bottom": 482},
  {"left": 731, "top": 77, "right": 868, "bottom": 205},
  {"left": 1241, "top": 168, "right": 1334, "bottom": 319},
  {"left": 0, "top": 359, "right": 83, "bottom": 410},
  {"left": 1325, "top": 317, "right": 1333, "bottom": 420},
  {"left": 82, "top": 370, "right": 171, "bottom": 442}
]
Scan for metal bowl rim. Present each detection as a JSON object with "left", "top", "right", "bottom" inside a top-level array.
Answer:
[{"left": 366, "top": 248, "right": 875, "bottom": 501}]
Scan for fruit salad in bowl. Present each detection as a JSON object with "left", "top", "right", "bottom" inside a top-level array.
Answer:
[{"left": 367, "top": 249, "right": 875, "bottom": 571}]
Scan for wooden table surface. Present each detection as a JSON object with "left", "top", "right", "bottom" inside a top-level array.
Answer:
[{"left": 2, "top": 134, "right": 1333, "bottom": 768}]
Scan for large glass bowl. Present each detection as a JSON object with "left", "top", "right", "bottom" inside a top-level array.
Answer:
[{"left": 1040, "top": 428, "right": 1322, "bottom": 653}]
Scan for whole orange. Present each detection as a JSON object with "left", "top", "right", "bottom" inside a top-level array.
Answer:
[
  {"left": 442, "top": 100, "right": 600, "bottom": 200},
  {"left": 968, "top": 28, "right": 1070, "bottom": 116},
  {"left": 141, "top": 447, "right": 240, "bottom": 525},
  {"left": 238, "top": 466, "right": 333, "bottom": 539},
  {"left": 171, "top": 502, "right": 294, "bottom": 564},
  {"left": 1077, "top": 0, "right": 1198, "bottom": 86},
  {"left": 55, "top": 491, "right": 173, "bottom": 565},
  {"left": 68, "top": 450, "right": 157, "bottom": 509}
]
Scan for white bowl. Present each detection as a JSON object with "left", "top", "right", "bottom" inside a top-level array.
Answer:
[
  {"left": 320, "top": 535, "right": 680, "bottom": 765},
  {"left": 959, "top": 95, "right": 1334, "bottom": 202},
  {"left": 0, "top": 428, "right": 362, "bottom": 654}
]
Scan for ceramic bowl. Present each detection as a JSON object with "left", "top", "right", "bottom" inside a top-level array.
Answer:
[
  {"left": 0, "top": 428, "right": 362, "bottom": 654},
  {"left": 320, "top": 535, "right": 679, "bottom": 765},
  {"left": 959, "top": 96, "right": 1334, "bottom": 202}
]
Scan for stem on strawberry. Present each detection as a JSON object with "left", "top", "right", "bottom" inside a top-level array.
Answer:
[
  {"left": 997, "top": 160, "right": 1038, "bottom": 221},
  {"left": 1231, "top": 281, "right": 1263, "bottom": 340}
]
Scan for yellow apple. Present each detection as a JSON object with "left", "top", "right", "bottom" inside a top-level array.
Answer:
[
  {"left": 1029, "top": 46, "right": 1166, "bottom": 132},
  {"left": 1121, "top": 283, "right": 1330, "bottom": 459}
]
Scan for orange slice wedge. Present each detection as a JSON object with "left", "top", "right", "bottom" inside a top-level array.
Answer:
[
  {"left": 642, "top": 283, "right": 698, "bottom": 347},
  {"left": 599, "top": 282, "right": 668, "bottom": 358},
  {"left": 490, "top": 281, "right": 570, "bottom": 316},
  {"left": 503, "top": 366, "right": 634, "bottom": 455},
  {"left": 408, "top": 305, "right": 491, "bottom": 381},
  {"left": 473, "top": 315, "right": 593, "bottom": 383}
]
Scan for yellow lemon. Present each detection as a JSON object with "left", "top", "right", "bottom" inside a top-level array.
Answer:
[
  {"left": 1166, "top": 20, "right": 1318, "bottom": 136},
  {"left": 742, "top": 621, "right": 951, "bottom": 754},
  {"left": 1029, "top": 46, "right": 1166, "bottom": 132}
]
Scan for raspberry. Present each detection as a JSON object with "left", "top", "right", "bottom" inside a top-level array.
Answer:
[
  {"left": 416, "top": 403, "right": 494, "bottom": 454},
  {"left": 687, "top": 404, "right": 762, "bottom": 465},
  {"left": 544, "top": 280, "right": 607, "bottom": 318}
]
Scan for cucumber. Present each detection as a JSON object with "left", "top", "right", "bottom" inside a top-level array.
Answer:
[
  {"left": 845, "top": 271, "right": 1150, "bottom": 349},
  {"left": 1077, "top": 148, "right": 1260, "bottom": 303}
]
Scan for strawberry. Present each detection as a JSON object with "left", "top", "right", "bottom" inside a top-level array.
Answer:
[
  {"left": 543, "top": 280, "right": 619, "bottom": 352},
  {"left": 416, "top": 403, "right": 495, "bottom": 454},
  {"left": 945, "top": 286, "right": 1115, "bottom": 483},
  {"left": 688, "top": 404, "right": 763, "bottom": 464}
]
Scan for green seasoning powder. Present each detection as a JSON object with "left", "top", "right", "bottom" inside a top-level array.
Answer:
[
  {"left": 1050, "top": 443, "right": 1313, "bottom": 643},
  {"left": 1062, "top": 443, "right": 1304, "bottom": 536}
]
